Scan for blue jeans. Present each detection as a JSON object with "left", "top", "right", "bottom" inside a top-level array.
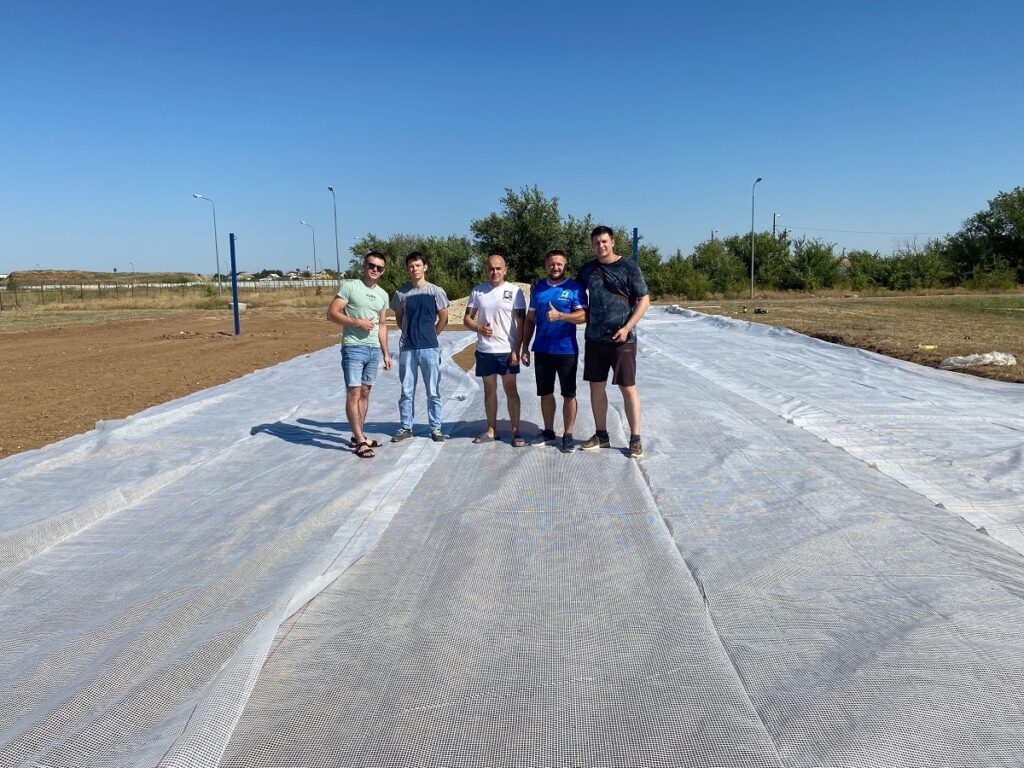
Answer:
[
  {"left": 398, "top": 347, "right": 442, "bottom": 430},
  {"left": 341, "top": 345, "right": 383, "bottom": 388}
]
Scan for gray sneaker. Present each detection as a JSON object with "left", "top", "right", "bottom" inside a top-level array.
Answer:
[
  {"left": 391, "top": 428, "right": 413, "bottom": 443},
  {"left": 561, "top": 434, "right": 576, "bottom": 453},
  {"left": 430, "top": 429, "right": 446, "bottom": 443},
  {"left": 531, "top": 429, "right": 557, "bottom": 446}
]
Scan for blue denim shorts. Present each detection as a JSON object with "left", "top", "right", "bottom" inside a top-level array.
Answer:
[
  {"left": 342, "top": 345, "right": 383, "bottom": 388},
  {"left": 474, "top": 350, "right": 520, "bottom": 377}
]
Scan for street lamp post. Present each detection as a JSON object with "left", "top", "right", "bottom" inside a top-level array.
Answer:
[
  {"left": 300, "top": 220, "right": 317, "bottom": 277},
  {"left": 192, "top": 193, "right": 223, "bottom": 294},
  {"left": 773, "top": 212, "right": 780, "bottom": 239},
  {"left": 327, "top": 186, "right": 341, "bottom": 277},
  {"left": 750, "top": 177, "right": 763, "bottom": 299},
  {"left": 711, "top": 229, "right": 719, "bottom": 243}
]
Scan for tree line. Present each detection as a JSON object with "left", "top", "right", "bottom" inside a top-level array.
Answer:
[{"left": 343, "top": 185, "right": 1024, "bottom": 300}]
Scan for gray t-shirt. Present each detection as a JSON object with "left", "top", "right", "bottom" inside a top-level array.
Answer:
[
  {"left": 578, "top": 257, "right": 649, "bottom": 343},
  {"left": 389, "top": 282, "right": 449, "bottom": 349}
]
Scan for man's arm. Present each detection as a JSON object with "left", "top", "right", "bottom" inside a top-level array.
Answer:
[
  {"left": 463, "top": 306, "right": 488, "bottom": 336},
  {"left": 435, "top": 308, "right": 449, "bottom": 335},
  {"left": 509, "top": 308, "right": 526, "bottom": 365},
  {"left": 611, "top": 293, "right": 651, "bottom": 343},
  {"left": 520, "top": 310, "right": 536, "bottom": 367},
  {"left": 327, "top": 297, "right": 374, "bottom": 331},
  {"left": 378, "top": 309, "right": 392, "bottom": 369},
  {"left": 545, "top": 304, "right": 587, "bottom": 325}
]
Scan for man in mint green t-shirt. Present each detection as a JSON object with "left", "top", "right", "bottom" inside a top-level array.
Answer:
[{"left": 327, "top": 252, "right": 392, "bottom": 457}]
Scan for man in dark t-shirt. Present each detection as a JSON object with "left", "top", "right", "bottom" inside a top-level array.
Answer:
[{"left": 578, "top": 225, "right": 650, "bottom": 458}]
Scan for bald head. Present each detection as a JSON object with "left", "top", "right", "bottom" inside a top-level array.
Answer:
[{"left": 486, "top": 254, "right": 507, "bottom": 286}]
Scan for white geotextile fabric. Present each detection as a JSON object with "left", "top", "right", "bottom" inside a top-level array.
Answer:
[
  {"left": 661, "top": 307, "right": 1024, "bottom": 554},
  {"left": 2, "top": 313, "right": 1024, "bottom": 766},
  {"left": 0, "top": 334, "right": 477, "bottom": 768}
]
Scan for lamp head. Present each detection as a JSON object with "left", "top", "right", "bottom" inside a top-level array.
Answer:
[
  {"left": 327, "top": 186, "right": 334, "bottom": 192},
  {"left": 755, "top": 177, "right": 763, "bottom": 183}
]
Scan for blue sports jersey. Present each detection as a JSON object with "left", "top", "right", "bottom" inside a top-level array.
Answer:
[{"left": 529, "top": 278, "right": 586, "bottom": 355}]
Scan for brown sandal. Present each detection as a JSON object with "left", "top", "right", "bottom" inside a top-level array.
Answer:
[{"left": 354, "top": 441, "right": 375, "bottom": 458}]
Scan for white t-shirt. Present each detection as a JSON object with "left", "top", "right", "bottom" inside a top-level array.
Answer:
[{"left": 467, "top": 282, "right": 526, "bottom": 354}]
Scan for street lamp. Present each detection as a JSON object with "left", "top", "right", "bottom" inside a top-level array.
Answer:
[
  {"left": 192, "top": 193, "right": 223, "bottom": 294},
  {"left": 750, "top": 177, "right": 763, "bottom": 299},
  {"left": 711, "top": 229, "right": 719, "bottom": 242},
  {"left": 300, "top": 220, "right": 317, "bottom": 277},
  {"left": 327, "top": 185, "right": 341, "bottom": 276}
]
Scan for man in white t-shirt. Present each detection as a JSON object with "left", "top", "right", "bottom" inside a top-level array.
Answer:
[{"left": 463, "top": 254, "right": 527, "bottom": 446}]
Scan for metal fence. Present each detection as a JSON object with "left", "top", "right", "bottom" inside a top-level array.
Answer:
[{"left": 0, "top": 279, "right": 341, "bottom": 311}]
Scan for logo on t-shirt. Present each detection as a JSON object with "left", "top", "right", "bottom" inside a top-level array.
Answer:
[
  {"left": 503, "top": 289, "right": 513, "bottom": 301},
  {"left": 560, "top": 290, "right": 571, "bottom": 301}
]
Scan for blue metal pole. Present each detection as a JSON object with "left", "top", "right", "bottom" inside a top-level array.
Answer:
[
  {"left": 229, "top": 233, "right": 240, "bottom": 336},
  {"left": 632, "top": 227, "right": 639, "bottom": 263}
]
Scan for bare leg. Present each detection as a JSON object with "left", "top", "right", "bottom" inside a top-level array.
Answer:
[
  {"left": 346, "top": 387, "right": 364, "bottom": 442},
  {"left": 482, "top": 375, "right": 498, "bottom": 436},
  {"left": 502, "top": 373, "right": 521, "bottom": 434},
  {"left": 563, "top": 395, "right": 577, "bottom": 435},
  {"left": 590, "top": 380, "right": 609, "bottom": 432},
  {"left": 540, "top": 394, "right": 556, "bottom": 432},
  {"left": 359, "top": 384, "right": 372, "bottom": 434},
  {"left": 620, "top": 384, "right": 641, "bottom": 436}
]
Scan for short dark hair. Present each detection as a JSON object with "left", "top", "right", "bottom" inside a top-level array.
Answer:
[
  {"left": 546, "top": 249, "right": 567, "bottom": 260},
  {"left": 405, "top": 251, "right": 429, "bottom": 267},
  {"left": 590, "top": 225, "right": 615, "bottom": 240},
  {"left": 364, "top": 251, "right": 386, "bottom": 264}
]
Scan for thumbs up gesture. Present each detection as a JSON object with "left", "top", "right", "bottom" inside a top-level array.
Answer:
[{"left": 546, "top": 302, "right": 561, "bottom": 323}]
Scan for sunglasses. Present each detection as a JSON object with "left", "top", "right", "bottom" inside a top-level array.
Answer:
[{"left": 366, "top": 263, "right": 385, "bottom": 273}]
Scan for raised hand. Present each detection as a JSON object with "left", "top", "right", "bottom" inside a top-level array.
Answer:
[{"left": 546, "top": 301, "right": 560, "bottom": 323}]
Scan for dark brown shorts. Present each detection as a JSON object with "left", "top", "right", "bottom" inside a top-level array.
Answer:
[{"left": 583, "top": 341, "right": 637, "bottom": 387}]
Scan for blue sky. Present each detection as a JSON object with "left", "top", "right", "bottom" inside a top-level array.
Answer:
[{"left": 2, "top": 0, "right": 1022, "bottom": 275}]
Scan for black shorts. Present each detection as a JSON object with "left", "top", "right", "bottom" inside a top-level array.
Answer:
[
  {"left": 583, "top": 340, "right": 637, "bottom": 387},
  {"left": 534, "top": 351, "right": 578, "bottom": 398}
]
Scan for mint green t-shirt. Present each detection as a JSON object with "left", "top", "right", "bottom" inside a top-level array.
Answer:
[{"left": 337, "top": 280, "right": 389, "bottom": 347}]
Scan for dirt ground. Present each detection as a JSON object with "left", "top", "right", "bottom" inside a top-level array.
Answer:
[
  {"left": 2, "top": 295, "right": 1021, "bottom": 459},
  {"left": 0, "top": 309, "right": 334, "bottom": 458}
]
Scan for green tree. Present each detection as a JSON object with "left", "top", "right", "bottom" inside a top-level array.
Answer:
[
  {"left": 349, "top": 233, "right": 475, "bottom": 298},
  {"left": 945, "top": 187, "right": 1024, "bottom": 284},
  {"left": 662, "top": 251, "right": 711, "bottom": 300},
  {"left": 790, "top": 237, "right": 839, "bottom": 290},
  {"left": 692, "top": 238, "right": 747, "bottom": 294},
  {"left": 842, "top": 249, "right": 883, "bottom": 291},
  {"left": 471, "top": 186, "right": 563, "bottom": 281}
]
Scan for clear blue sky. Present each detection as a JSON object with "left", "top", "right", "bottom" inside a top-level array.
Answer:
[{"left": 2, "top": 0, "right": 1022, "bottom": 275}]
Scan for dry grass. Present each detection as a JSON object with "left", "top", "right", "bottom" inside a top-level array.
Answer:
[{"left": 677, "top": 293, "right": 1024, "bottom": 383}]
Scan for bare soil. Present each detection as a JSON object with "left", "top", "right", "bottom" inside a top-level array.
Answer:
[{"left": 0, "top": 309, "right": 338, "bottom": 459}]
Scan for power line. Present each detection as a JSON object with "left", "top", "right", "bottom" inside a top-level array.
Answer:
[{"left": 784, "top": 225, "right": 949, "bottom": 236}]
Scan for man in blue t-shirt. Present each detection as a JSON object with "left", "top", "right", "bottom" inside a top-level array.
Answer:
[
  {"left": 389, "top": 251, "right": 450, "bottom": 443},
  {"left": 521, "top": 250, "right": 587, "bottom": 453}
]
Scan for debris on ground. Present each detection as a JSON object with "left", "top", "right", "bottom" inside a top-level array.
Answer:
[{"left": 939, "top": 352, "right": 1017, "bottom": 370}]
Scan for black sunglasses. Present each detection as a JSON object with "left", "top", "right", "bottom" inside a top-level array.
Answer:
[{"left": 366, "top": 262, "right": 385, "bottom": 272}]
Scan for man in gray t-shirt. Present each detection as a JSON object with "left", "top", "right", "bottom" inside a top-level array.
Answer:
[{"left": 389, "top": 251, "right": 449, "bottom": 443}]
